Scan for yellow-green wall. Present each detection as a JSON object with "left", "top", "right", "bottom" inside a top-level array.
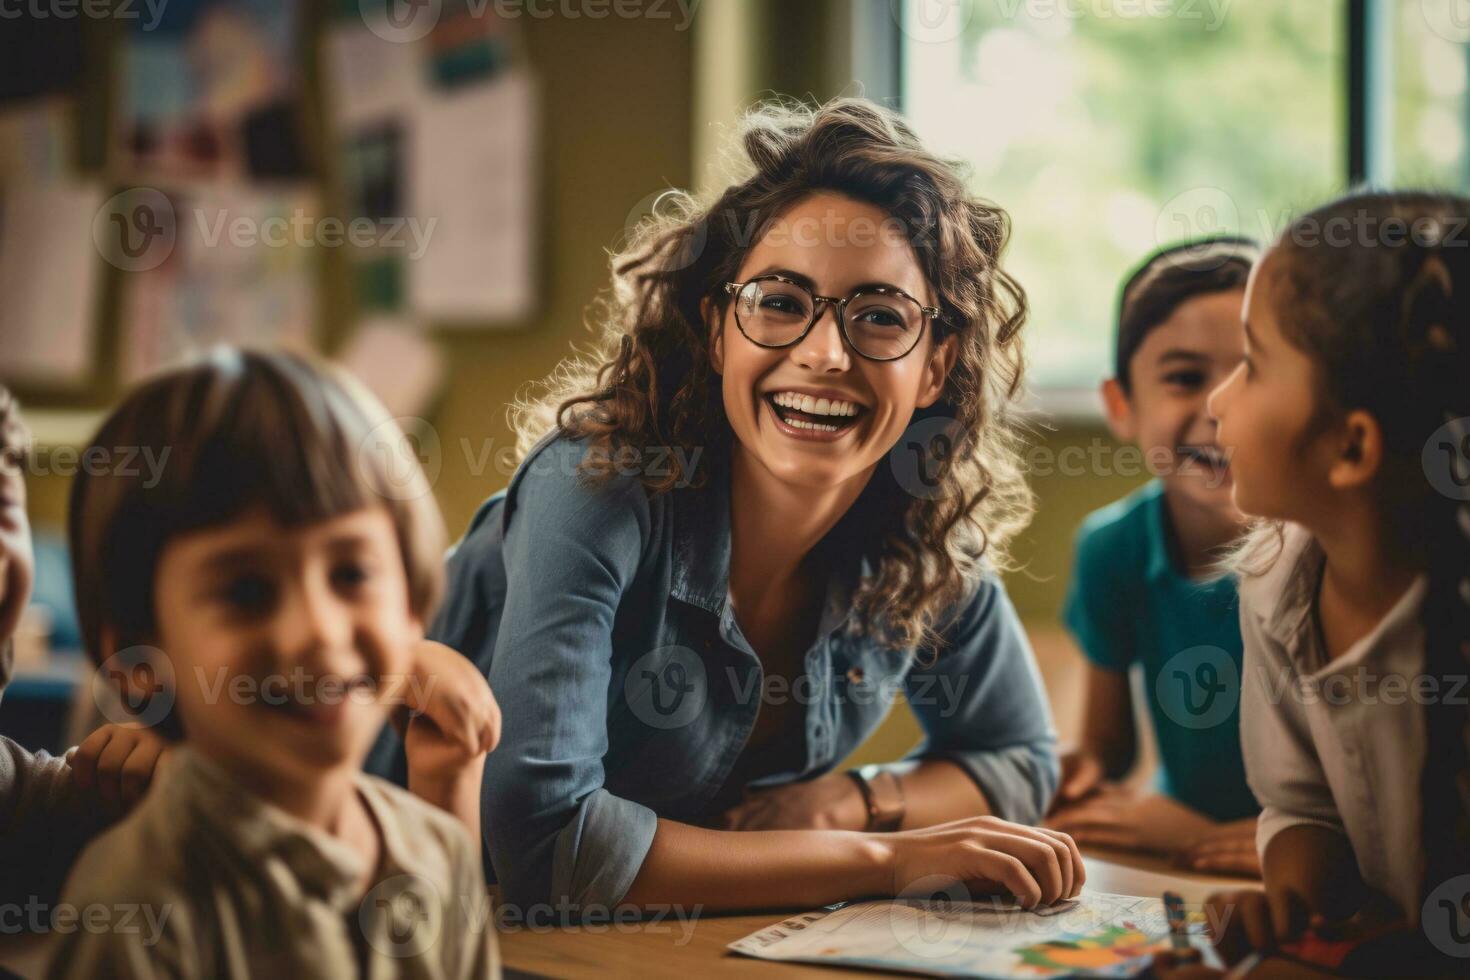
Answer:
[{"left": 19, "top": 4, "right": 1144, "bottom": 633}]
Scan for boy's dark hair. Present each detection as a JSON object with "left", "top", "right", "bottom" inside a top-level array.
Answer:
[
  {"left": 1114, "top": 236, "right": 1259, "bottom": 394},
  {"left": 68, "top": 347, "right": 445, "bottom": 663},
  {"left": 1269, "top": 191, "right": 1470, "bottom": 919}
]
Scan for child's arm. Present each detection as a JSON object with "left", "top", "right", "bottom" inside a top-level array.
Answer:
[
  {"left": 1236, "top": 607, "right": 1362, "bottom": 930},
  {"left": 1054, "top": 660, "right": 1137, "bottom": 810},
  {"left": 396, "top": 640, "right": 501, "bottom": 842}
]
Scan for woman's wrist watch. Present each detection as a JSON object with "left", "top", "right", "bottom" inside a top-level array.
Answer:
[{"left": 848, "top": 764, "right": 906, "bottom": 832}]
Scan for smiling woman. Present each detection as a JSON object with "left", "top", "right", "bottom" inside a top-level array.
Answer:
[{"left": 378, "top": 97, "right": 1079, "bottom": 918}]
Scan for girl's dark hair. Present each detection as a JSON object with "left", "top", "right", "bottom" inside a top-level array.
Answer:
[
  {"left": 510, "top": 97, "right": 1034, "bottom": 650},
  {"left": 69, "top": 347, "right": 446, "bottom": 663},
  {"left": 1114, "top": 236, "right": 1258, "bottom": 393},
  {"left": 1254, "top": 191, "right": 1470, "bottom": 915}
]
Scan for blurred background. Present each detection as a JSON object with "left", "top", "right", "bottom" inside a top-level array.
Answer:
[{"left": 0, "top": 0, "right": 1466, "bottom": 763}]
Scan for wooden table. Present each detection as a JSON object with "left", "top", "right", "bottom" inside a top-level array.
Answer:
[{"left": 496, "top": 849, "right": 1257, "bottom": 978}]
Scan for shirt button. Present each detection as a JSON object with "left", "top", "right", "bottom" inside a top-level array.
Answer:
[{"left": 847, "top": 666, "right": 865, "bottom": 684}]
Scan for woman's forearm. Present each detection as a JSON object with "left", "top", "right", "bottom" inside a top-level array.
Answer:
[
  {"left": 621, "top": 818, "right": 892, "bottom": 911},
  {"left": 893, "top": 758, "right": 991, "bottom": 828}
]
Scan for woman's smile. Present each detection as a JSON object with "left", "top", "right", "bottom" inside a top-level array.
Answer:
[{"left": 761, "top": 386, "right": 870, "bottom": 443}]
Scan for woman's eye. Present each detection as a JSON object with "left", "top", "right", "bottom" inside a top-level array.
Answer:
[
  {"left": 761, "top": 295, "right": 807, "bottom": 316},
  {"left": 854, "top": 308, "right": 904, "bottom": 329}
]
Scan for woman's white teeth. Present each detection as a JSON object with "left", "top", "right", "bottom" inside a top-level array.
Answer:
[{"left": 770, "top": 391, "right": 861, "bottom": 417}]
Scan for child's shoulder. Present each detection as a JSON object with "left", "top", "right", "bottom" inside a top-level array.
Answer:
[
  {"left": 358, "top": 774, "right": 480, "bottom": 867},
  {"left": 1072, "top": 481, "right": 1164, "bottom": 577},
  {"left": 59, "top": 785, "right": 190, "bottom": 907}
]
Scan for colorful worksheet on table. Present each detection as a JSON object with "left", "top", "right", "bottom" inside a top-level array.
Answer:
[{"left": 728, "top": 891, "right": 1219, "bottom": 978}]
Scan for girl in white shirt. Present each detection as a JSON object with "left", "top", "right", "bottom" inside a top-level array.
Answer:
[{"left": 1159, "top": 190, "right": 1470, "bottom": 978}]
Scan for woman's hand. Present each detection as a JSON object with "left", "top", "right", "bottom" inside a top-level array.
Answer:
[
  {"left": 68, "top": 723, "right": 169, "bottom": 813},
  {"left": 884, "top": 815, "right": 1085, "bottom": 908},
  {"left": 1047, "top": 787, "right": 1215, "bottom": 856},
  {"left": 717, "top": 771, "right": 868, "bottom": 831},
  {"left": 1180, "top": 820, "right": 1262, "bottom": 877}
]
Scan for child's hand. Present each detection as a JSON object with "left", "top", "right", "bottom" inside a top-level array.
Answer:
[
  {"left": 1051, "top": 747, "right": 1106, "bottom": 811},
  {"left": 67, "top": 724, "right": 169, "bottom": 813},
  {"left": 1047, "top": 789, "right": 1214, "bottom": 856},
  {"left": 1180, "top": 820, "right": 1262, "bottom": 877},
  {"left": 398, "top": 639, "right": 500, "bottom": 782}
]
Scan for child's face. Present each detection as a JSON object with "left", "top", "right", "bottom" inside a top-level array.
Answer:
[
  {"left": 1207, "top": 253, "right": 1330, "bottom": 521},
  {"left": 149, "top": 505, "right": 420, "bottom": 787},
  {"left": 1105, "top": 289, "right": 1246, "bottom": 520},
  {"left": 710, "top": 192, "right": 956, "bottom": 492}
]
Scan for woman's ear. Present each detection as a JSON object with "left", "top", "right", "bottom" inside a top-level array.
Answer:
[
  {"left": 914, "top": 334, "right": 959, "bottom": 409},
  {"left": 1327, "top": 409, "right": 1384, "bottom": 490},
  {"left": 703, "top": 297, "right": 725, "bottom": 374}
]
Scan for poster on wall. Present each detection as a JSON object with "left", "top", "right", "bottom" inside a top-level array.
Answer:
[{"left": 112, "top": 0, "right": 305, "bottom": 182}]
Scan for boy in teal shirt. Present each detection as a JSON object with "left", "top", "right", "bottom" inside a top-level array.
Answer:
[{"left": 1047, "top": 238, "right": 1261, "bottom": 876}]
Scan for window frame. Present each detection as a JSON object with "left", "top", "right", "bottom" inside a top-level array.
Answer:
[{"left": 864, "top": 0, "right": 1409, "bottom": 420}]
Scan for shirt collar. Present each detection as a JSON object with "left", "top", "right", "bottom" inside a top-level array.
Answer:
[
  {"left": 1240, "top": 522, "right": 1428, "bottom": 663},
  {"left": 667, "top": 452, "right": 871, "bottom": 636},
  {"left": 160, "top": 747, "right": 389, "bottom": 912}
]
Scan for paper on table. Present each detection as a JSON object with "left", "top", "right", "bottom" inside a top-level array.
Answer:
[
  {"left": 0, "top": 183, "right": 104, "bottom": 386},
  {"left": 728, "top": 891, "right": 1218, "bottom": 979},
  {"left": 406, "top": 69, "right": 537, "bottom": 325}
]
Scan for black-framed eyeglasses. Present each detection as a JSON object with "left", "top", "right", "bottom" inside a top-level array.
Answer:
[{"left": 722, "top": 274, "right": 942, "bottom": 362}]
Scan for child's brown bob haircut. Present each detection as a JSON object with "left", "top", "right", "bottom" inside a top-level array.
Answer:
[{"left": 68, "top": 346, "right": 445, "bottom": 663}]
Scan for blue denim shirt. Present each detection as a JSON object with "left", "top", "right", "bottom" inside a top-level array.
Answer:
[{"left": 418, "top": 435, "right": 1057, "bottom": 911}]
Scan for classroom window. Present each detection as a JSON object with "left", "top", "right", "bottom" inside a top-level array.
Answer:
[
  {"left": 898, "top": 0, "right": 1348, "bottom": 395},
  {"left": 1393, "top": 0, "right": 1470, "bottom": 189}
]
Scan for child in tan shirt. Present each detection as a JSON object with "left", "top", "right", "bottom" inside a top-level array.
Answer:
[{"left": 46, "top": 349, "right": 501, "bottom": 978}]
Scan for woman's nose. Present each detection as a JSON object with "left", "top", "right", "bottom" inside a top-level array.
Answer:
[{"left": 790, "top": 304, "right": 850, "bottom": 373}]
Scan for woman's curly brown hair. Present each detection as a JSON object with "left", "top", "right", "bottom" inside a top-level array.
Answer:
[{"left": 510, "top": 97, "right": 1034, "bottom": 651}]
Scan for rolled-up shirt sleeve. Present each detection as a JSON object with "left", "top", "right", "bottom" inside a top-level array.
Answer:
[
  {"left": 1238, "top": 603, "right": 1344, "bottom": 855},
  {"left": 443, "top": 441, "right": 657, "bottom": 913},
  {"left": 899, "top": 577, "right": 1059, "bottom": 825}
]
